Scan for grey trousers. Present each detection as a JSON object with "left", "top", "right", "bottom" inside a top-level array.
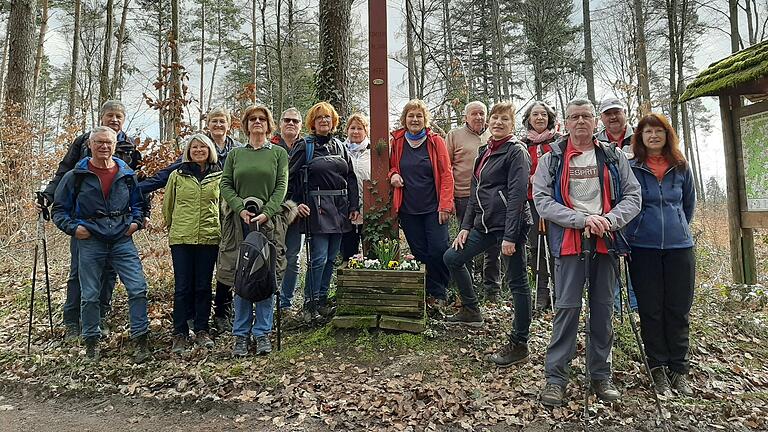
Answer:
[{"left": 545, "top": 254, "right": 616, "bottom": 386}]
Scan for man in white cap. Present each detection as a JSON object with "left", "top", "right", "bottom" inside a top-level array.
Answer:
[{"left": 596, "top": 96, "right": 637, "bottom": 312}]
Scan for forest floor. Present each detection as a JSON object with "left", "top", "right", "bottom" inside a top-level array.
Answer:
[{"left": 0, "top": 205, "right": 766, "bottom": 432}]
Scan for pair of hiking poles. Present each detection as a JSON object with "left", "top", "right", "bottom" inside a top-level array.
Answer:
[
  {"left": 579, "top": 230, "right": 669, "bottom": 431},
  {"left": 533, "top": 219, "right": 554, "bottom": 312},
  {"left": 27, "top": 192, "right": 55, "bottom": 354}
]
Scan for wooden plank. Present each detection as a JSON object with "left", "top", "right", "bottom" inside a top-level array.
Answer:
[
  {"left": 741, "top": 211, "right": 768, "bottom": 229},
  {"left": 340, "top": 298, "right": 421, "bottom": 308},
  {"left": 378, "top": 315, "right": 426, "bottom": 333},
  {"left": 337, "top": 285, "right": 424, "bottom": 295},
  {"left": 720, "top": 95, "right": 746, "bottom": 283},
  {"left": 337, "top": 274, "right": 425, "bottom": 284},
  {"left": 337, "top": 265, "right": 425, "bottom": 276},
  {"left": 337, "top": 292, "right": 423, "bottom": 302},
  {"left": 331, "top": 315, "right": 379, "bottom": 329},
  {"left": 337, "top": 305, "right": 424, "bottom": 318}
]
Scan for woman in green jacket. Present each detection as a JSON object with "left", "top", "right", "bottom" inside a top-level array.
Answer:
[{"left": 163, "top": 133, "right": 222, "bottom": 353}]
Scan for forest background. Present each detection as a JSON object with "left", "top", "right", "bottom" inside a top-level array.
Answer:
[{"left": 0, "top": 0, "right": 767, "bottom": 431}]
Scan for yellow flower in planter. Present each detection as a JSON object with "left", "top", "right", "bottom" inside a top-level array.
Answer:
[{"left": 387, "top": 260, "right": 399, "bottom": 269}]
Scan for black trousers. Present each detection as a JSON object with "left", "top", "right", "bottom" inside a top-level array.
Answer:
[
  {"left": 628, "top": 247, "right": 695, "bottom": 373},
  {"left": 341, "top": 226, "right": 363, "bottom": 261}
]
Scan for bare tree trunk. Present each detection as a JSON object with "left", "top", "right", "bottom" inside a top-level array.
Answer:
[
  {"left": 417, "top": 0, "right": 426, "bottom": 99},
  {"left": 667, "top": 0, "right": 678, "bottom": 131},
  {"left": 405, "top": 0, "right": 416, "bottom": 99},
  {"left": 729, "top": 0, "right": 740, "bottom": 52},
  {"left": 491, "top": 0, "right": 502, "bottom": 102},
  {"left": 199, "top": 0, "right": 205, "bottom": 128},
  {"left": 285, "top": 0, "right": 295, "bottom": 107},
  {"left": 5, "top": 0, "right": 37, "bottom": 119},
  {"left": 276, "top": 0, "right": 284, "bottom": 114},
  {"left": 157, "top": 0, "right": 165, "bottom": 139},
  {"left": 634, "top": 0, "right": 651, "bottom": 114},
  {"left": 260, "top": 0, "right": 273, "bottom": 106},
  {"left": 0, "top": 28, "right": 10, "bottom": 107},
  {"left": 110, "top": 0, "right": 130, "bottom": 97},
  {"left": 582, "top": 0, "right": 596, "bottom": 106},
  {"left": 250, "top": 0, "right": 257, "bottom": 102},
  {"left": 67, "top": 0, "right": 81, "bottom": 118},
  {"left": 170, "top": 0, "right": 181, "bottom": 138},
  {"left": 32, "top": 0, "right": 49, "bottom": 99},
  {"left": 98, "top": 0, "right": 114, "bottom": 105},
  {"left": 317, "top": 0, "right": 351, "bottom": 118},
  {"left": 207, "top": 4, "right": 222, "bottom": 111},
  {"left": 441, "top": 0, "right": 452, "bottom": 125},
  {"left": 745, "top": 0, "right": 756, "bottom": 45}
]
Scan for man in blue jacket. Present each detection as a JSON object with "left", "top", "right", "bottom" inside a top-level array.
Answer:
[
  {"left": 42, "top": 100, "right": 140, "bottom": 340},
  {"left": 53, "top": 126, "right": 151, "bottom": 363}
]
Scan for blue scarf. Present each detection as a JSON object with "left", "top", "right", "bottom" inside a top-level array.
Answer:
[{"left": 405, "top": 129, "right": 427, "bottom": 141}]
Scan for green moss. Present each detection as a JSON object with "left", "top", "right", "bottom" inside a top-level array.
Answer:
[{"left": 680, "top": 40, "right": 768, "bottom": 101}]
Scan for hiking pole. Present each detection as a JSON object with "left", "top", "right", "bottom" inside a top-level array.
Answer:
[
  {"left": 533, "top": 224, "right": 544, "bottom": 311},
  {"left": 580, "top": 230, "right": 596, "bottom": 430},
  {"left": 542, "top": 223, "right": 555, "bottom": 312},
  {"left": 604, "top": 235, "right": 670, "bottom": 432},
  {"left": 27, "top": 193, "right": 55, "bottom": 355}
]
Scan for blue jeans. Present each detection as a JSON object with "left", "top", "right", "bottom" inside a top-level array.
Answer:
[
  {"left": 305, "top": 233, "right": 342, "bottom": 305},
  {"left": 444, "top": 229, "right": 530, "bottom": 343},
  {"left": 77, "top": 236, "right": 149, "bottom": 339},
  {"left": 170, "top": 244, "right": 218, "bottom": 334},
  {"left": 232, "top": 293, "right": 274, "bottom": 338},
  {"left": 614, "top": 276, "right": 638, "bottom": 311},
  {"left": 63, "top": 237, "right": 116, "bottom": 328},
  {"left": 399, "top": 212, "right": 449, "bottom": 299},
  {"left": 279, "top": 222, "right": 305, "bottom": 309}
]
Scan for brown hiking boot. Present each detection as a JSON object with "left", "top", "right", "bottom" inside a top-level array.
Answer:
[
  {"left": 651, "top": 367, "right": 672, "bottom": 396},
  {"left": 669, "top": 371, "right": 694, "bottom": 397},
  {"left": 590, "top": 378, "right": 621, "bottom": 402},
  {"left": 84, "top": 336, "right": 100, "bottom": 362},
  {"left": 540, "top": 382, "right": 565, "bottom": 407},
  {"left": 488, "top": 341, "right": 529, "bottom": 368},
  {"left": 133, "top": 333, "right": 152, "bottom": 364},
  {"left": 444, "top": 306, "right": 484, "bottom": 327}
]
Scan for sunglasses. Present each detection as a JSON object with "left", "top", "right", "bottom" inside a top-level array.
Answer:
[
  {"left": 282, "top": 118, "right": 301, "bottom": 124},
  {"left": 249, "top": 116, "right": 267, "bottom": 123}
]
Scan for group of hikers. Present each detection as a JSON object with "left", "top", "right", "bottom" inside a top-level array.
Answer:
[{"left": 39, "top": 94, "right": 697, "bottom": 408}]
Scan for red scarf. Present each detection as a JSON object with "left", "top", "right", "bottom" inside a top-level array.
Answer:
[
  {"left": 475, "top": 135, "right": 510, "bottom": 178},
  {"left": 558, "top": 139, "right": 613, "bottom": 256}
]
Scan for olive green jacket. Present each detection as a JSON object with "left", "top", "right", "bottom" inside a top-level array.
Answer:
[{"left": 162, "top": 164, "right": 222, "bottom": 245}]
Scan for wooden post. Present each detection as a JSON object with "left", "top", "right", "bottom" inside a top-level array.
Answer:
[
  {"left": 366, "top": 0, "right": 395, "bottom": 245},
  {"left": 719, "top": 95, "right": 747, "bottom": 283}
]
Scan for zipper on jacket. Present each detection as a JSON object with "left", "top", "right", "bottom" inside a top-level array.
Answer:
[
  {"left": 637, "top": 164, "right": 674, "bottom": 248},
  {"left": 476, "top": 156, "right": 490, "bottom": 233}
]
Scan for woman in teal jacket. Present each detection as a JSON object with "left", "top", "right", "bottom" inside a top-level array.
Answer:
[
  {"left": 163, "top": 133, "right": 222, "bottom": 353},
  {"left": 626, "top": 113, "right": 696, "bottom": 397}
]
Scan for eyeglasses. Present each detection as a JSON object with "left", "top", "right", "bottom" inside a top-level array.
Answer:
[
  {"left": 92, "top": 140, "right": 115, "bottom": 147},
  {"left": 282, "top": 118, "right": 301, "bottom": 124},
  {"left": 317, "top": 115, "right": 332, "bottom": 121},
  {"left": 249, "top": 116, "right": 267, "bottom": 123},
  {"left": 567, "top": 113, "right": 595, "bottom": 121}
]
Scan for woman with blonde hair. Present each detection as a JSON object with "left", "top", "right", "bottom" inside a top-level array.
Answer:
[
  {"left": 219, "top": 105, "right": 289, "bottom": 356},
  {"left": 389, "top": 99, "right": 454, "bottom": 303},
  {"left": 287, "top": 102, "right": 359, "bottom": 322},
  {"left": 340, "top": 113, "right": 370, "bottom": 263},
  {"left": 163, "top": 133, "right": 222, "bottom": 353}
]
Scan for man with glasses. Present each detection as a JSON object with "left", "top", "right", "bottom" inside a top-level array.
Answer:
[
  {"left": 52, "top": 126, "right": 151, "bottom": 363},
  {"left": 533, "top": 98, "right": 641, "bottom": 407},
  {"left": 42, "top": 100, "right": 140, "bottom": 341},
  {"left": 270, "top": 108, "right": 305, "bottom": 320}
]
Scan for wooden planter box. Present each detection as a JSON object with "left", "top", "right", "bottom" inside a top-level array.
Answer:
[{"left": 331, "top": 265, "right": 426, "bottom": 333}]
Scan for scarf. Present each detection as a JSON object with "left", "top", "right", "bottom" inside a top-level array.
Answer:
[
  {"left": 475, "top": 135, "right": 511, "bottom": 178},
  {"left": 558, "top": 139, "right": 612, "bottom": 256},
  {"left": 527, "top": 129, "right": 555, "bottom": 144},
  {"left": 405, "top": 129, "right": 427, "bottom": 141},
  {"left": 345, "top": 138, "right": 370, "bottom": 156}
]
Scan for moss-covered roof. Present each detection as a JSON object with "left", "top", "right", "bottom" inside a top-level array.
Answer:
[{"left": 679, "top": 40, "right": 768, "bottom": 102}]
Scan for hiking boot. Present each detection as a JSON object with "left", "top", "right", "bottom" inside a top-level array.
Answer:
[
  {"left": 590, "top": 378, "right": 621, "bottom": 402},
  {"left": 64, "top": 324, "right": 80, "bottom": 342},
  {"left": 232, "top": 336, "right": 249, "bottom": 357},
  {"left": 317, "top": 302, "right": 336, "bottom": 318},
  {"left": 484, "top": 292, "right": 501, "bottom": 304},
  {"left": 213, "top": 315, "right": 232, "bottom": 334},
  {"left": 133, "top": 333, "right": 152, "bottom": 364},
  {"left": 651, "top": 367, "right": 672, "bottom": 396},
  {"left": 171, "top": 334, "right": 188, "bottom": 354},
  {"left": 186, "top": 319, "right": 195, "bottom": 336},
  {"left": 255, "top": 336, "right": 272, "bottom": 355},
  {"left": 488, "top": 341, "right": 529, "bottom": 368},
  {"left": 669, "top": 371, "right": 694, "bottom": 397},
  {"left": 99, "top": 318, "right": 110, "bottom": 339},
  {"left": 444, "top": 306, "right": 484, "bottom": 327},
  {"left": 195, "top": 330, "right": 214, "bottom": 348},
  {"left": 84, "top": 336, "right": 100, "bottom": 362},
  {"left": 540, "top": 382, "right": 565, "bottom": 407},
  {"left": 302, "top": 302, "right": 322, "bottom": 324}
]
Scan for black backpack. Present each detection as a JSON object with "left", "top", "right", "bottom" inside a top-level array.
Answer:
[{"left": 233, "top": 227, "right": 277, "bottom": 302}]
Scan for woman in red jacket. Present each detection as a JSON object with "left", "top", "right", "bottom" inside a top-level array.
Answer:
[{"left": 389, "top": 99, "right": 454, "bottom": 303}]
